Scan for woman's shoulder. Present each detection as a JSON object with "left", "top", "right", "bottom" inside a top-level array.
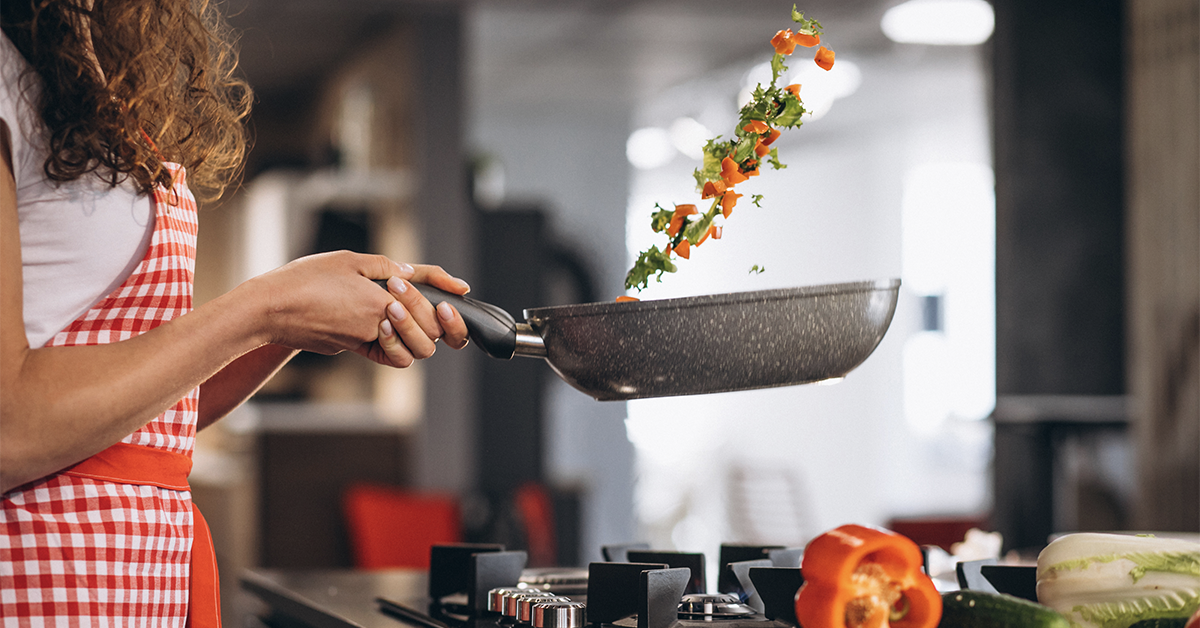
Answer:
[{"left": 0, "top": 32, "right": 42, "bottom": 147}]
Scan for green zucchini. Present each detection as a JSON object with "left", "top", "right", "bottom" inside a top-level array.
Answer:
[
  {"left": 1127, "top": 618, "right": 1189, "bottom": 628},
  {"left": 938, "top": 590, "right": 1069, "bottom": 628}
]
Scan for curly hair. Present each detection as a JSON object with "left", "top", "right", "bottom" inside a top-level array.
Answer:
[{"left": 1, "top": 0, "right": 252, "bottom": 202}]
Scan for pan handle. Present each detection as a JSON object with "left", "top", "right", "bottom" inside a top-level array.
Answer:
[{"left": 379, "top": 281, "right": 519, "bottom": 359}]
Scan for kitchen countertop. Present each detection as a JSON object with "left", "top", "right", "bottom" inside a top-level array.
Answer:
[{"left": 242, "top": 568, "right": 431, "bottom": 628}]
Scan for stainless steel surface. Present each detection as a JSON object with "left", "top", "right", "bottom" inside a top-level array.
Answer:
[
  {"left": 677, "top": 593, "right": 757, "bottom": 618},
  {"left": 517, "top": 595, "right": 569, "bottom": 623},
  {"left": 523, "top": 279, "right": 901, "bottom": 400},
  {"left": 488, "top": 587, "right": 530, "bottom": 614},
  {"left": 532, "top": 601, "right": 586, "bottom": 628},
  {"left": 513, "top": 324, "right": 548, "bottom": 358},
  {"left": 519, "top": 568, "right": 589, "bottom": 596}
]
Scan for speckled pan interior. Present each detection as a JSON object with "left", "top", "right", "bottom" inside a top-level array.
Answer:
[{"left": 523, "top": 279, "right": 901, "bottom": 400}]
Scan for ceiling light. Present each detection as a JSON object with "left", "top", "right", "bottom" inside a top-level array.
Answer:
[
  {"left": 626, "top": 127, "right": 675, "bottom": 170},
  {"left": 881, "top": 0, "right": 995, "bottom": 46}
]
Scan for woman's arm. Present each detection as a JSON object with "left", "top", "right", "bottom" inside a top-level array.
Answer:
[
  {"left": 0, "top": 151, "right": 469, "bottom": 492},
  {"left": 197, "top": 344, "right": 297, "bottom": 431}
]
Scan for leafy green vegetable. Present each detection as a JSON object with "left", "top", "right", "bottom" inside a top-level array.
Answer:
[
  {"left": 1037, "top": 533, "right": 1200, "bottom": 628},
  {"left": 623, "top": 6, "right": 830, "bottom": 291}
]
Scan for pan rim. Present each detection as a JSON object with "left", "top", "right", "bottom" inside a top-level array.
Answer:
[{"left": 523, "top": 277, "right": 901, "bottom": 321}]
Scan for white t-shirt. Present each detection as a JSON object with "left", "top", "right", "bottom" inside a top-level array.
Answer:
[{"left": 1, "top": 34, "right": 155, "bottom": 348}]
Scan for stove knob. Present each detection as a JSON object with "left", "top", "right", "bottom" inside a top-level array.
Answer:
[
  {"left": 503, "top": 590, "right": 550, "bottom": 618},
  {"left": 518, "top": 595, "right": 570, "bottom": 623},
  {"left": 489, "top": 587, "right": 536, "bottom": 614},
  {"left": 532, "top": 601, "right": 586, "bottom": 628}
]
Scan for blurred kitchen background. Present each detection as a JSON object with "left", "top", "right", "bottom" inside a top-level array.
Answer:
[{"left": 185, "top": 0, "right": 1199, "bottom": 621}]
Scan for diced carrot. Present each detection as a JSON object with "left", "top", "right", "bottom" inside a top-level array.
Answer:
[
  {"left": 711, "top": 225, "right": 723, "bottom": 240},
  {"left": 785, "top": 84, "right": 801, "bottom": 97},
  {"left": 814, "top": 46, "right": 835, "bottom": 70},
  {"left": 770, "top": 29, "right": 797, "bottom": 55},
  {"left": 674, "top": 238, "right": 691, "bottom": 259},
  {"left": 701, "top": 180, "right": 728, "bottom": 199},
  {"left": 742, "top": 120, "right": 770, "bottom": 135},
  {"left": 762, "top": 128, "right": 782, "bottom": 146},
  {"left": 791, "top": 31, "right": 820, "bottom": 48},
  {"left": 722, "top": 191, "right": 743, "bottom": 218},
  {"left": 720, "top": 157, "right": 749, "bottom": 186},
  {"left": 615, "top": 295, "right": 640, "bottom": 303}
]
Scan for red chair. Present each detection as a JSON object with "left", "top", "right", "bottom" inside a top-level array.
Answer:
[
  {"left": 343, "top": 483, "right": 461, "bottom": 570},
  {"left": 514, "top": 482, "right": 556, "bottom": 567},
  {"left": 886, "top": 515, "right": 991, "bottom": 552}
]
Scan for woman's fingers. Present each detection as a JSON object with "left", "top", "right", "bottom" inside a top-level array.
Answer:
[
  {"left": 375, "top": 318, "right": 414, "bottom": 368},
  {"left": 385, "top": 299, "right": 438, "bottom": 359},
  {"left": 436, "top": 302, "right": 470, "bottom": 350},
  {"left": 386, "top": 276, "right": 443, "bottom": 340},
  {"left": 409, "top": 264, "right": 471, "bottom": 295}
]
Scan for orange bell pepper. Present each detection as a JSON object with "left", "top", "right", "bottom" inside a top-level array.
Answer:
[
  {"left": 771, "top": 29, "right": 797, "bottom": 55},
  {"left": 815, "top": 46, "right": 836, "bottom": 71},
  {"left": 791, "top": 31, "right": 820, "bottom": 48},
  {"left": 674, "top": 238, "right": 691, "bottom": 259},
  {"left": 743, "top": 120, "right": 770, "bottom": 135},
  {"left": 762, "top": 128, "right": 782, "bottom": 146},
  {"left": 721, "top": 191, "right": 742, "bottom": 218},
  {"left": 720, "top": 157, "right": 749, "bottom": 186},
  {"left": 701, "top": 180, "right": 727, "bottom": 199},
  {"left": 785, "top": 84, "right": 802, "bottom": 97},
  {"left": 794, "top": 524, "right": 942, "bottom": 628},
  {"left": 615, "top": 295, "right": 640, "bottom": 303}
]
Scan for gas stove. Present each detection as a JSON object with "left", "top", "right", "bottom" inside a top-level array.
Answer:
[{"left": 371, "top": 543, "right": 807, "bottom": 628}]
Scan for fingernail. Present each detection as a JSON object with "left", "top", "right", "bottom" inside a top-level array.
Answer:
[
  {"left": 455, "top": 278, "right": 471, "bottom": 292},
  {"left": 398, "top": 263, "right": 414, "bottom": 274},
  {"left": 388, "top": 301, "right": 406, "bottom": 320},
  {"left": 380, "top": 319, "right": 394, "bottom": 337},
  {"left": 437, "top": 302, "right": 454, "bottom": 321},
  {"left": 388, "top": 276, "right": 407, "bottom": 294}
]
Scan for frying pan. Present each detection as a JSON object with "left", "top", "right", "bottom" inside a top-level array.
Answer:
[{"left": 410, "top": 278, "right": 900, "bottom": 401}]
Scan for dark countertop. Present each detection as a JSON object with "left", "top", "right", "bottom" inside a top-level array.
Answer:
[{"left": 242, "top": 568, "right": 431, "bottom": 628}]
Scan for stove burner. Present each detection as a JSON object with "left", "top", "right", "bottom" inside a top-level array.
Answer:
[
  {"left": 677, "top": 594, "right": 757, "bottom": 620},
  {"left": 518, "top": 595, "right": 571, "bottom": 623},
  {"left": 532, "top": 600, "right": 586, "bottom": 628},
  {"left": 489, "top": 587, "right": 541, "bottom": 614}
]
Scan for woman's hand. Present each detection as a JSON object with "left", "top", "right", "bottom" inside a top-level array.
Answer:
[
  {"left": 239, "top": 251, "right": 470, "bottom": 366},
  {"left": 365, "top": 266, "right": 470, "bottom": 368}
]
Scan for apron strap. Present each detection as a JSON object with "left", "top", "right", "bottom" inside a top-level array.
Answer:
[{"left": 63, "top": 442, "right": 221, "bottom": 627}]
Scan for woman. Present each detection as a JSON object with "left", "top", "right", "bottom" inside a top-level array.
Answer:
[{"left": 0, "top": 0, "right": 469, "bottom": 624}]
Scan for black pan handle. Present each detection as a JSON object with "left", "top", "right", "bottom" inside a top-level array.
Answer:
[{"left": 376, "top": 280, "right": 518, "bottom": 359}]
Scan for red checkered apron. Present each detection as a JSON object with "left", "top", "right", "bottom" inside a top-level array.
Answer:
[{"left": 1, "top": 163, "right": 220, "bottom": 627}]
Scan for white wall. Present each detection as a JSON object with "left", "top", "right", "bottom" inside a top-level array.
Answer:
[
  {"left": 625, "top": 44, "right": 995, "bottom": 562},
  {"left": 467, "top": 3, "right": 996, "bottom": 569}
]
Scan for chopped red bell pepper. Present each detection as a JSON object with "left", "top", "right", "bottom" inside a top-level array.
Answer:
[{"left": 794, "top": 524, "right": 942, "bottom": 628}]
